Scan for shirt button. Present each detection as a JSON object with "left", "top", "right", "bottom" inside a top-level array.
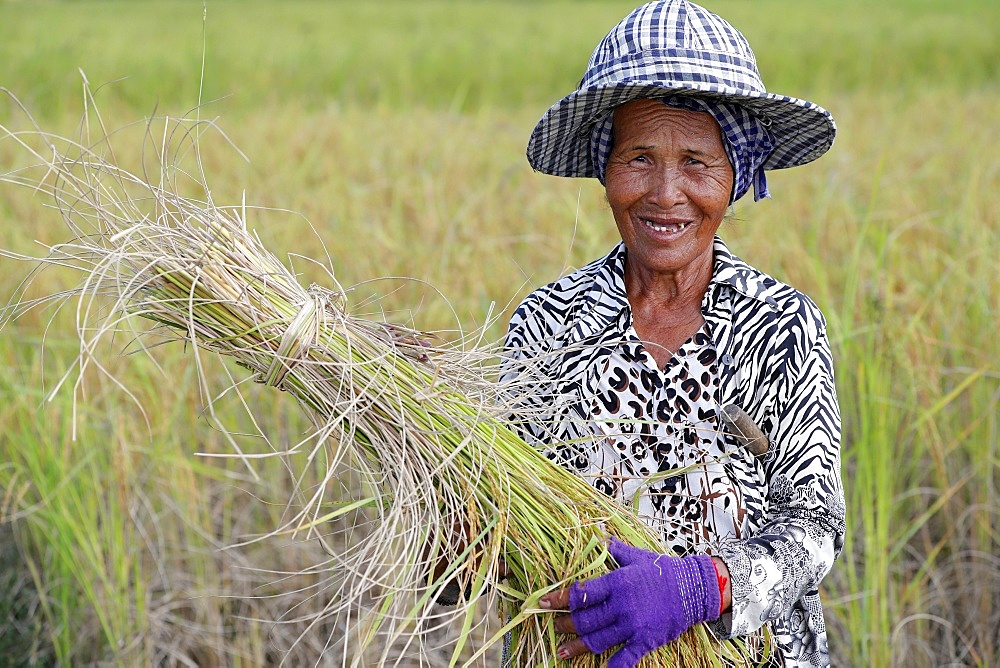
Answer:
[{"left": 721, "top": 354, "right": 735, "bottom": 366}]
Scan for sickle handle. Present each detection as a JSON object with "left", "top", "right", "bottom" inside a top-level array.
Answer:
[{"left": 720, "top": 404, "right": 770, "bottom": 458}]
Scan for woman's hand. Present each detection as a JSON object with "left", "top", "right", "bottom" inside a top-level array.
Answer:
[{"left": 539, "top": 538, "right": 722, "bottom": 667}]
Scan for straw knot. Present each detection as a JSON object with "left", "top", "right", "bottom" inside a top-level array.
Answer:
[{"left": 262, "top": 283, "right": 341, "bottom": 388}]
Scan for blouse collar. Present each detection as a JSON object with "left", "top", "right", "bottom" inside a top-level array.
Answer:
[{"left": 564, "top": 236, "right": 779, "bottom": 346}]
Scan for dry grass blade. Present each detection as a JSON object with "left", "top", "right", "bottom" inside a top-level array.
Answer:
[{"left": 0, "top": 98, "right": 758, "bottom": 666}]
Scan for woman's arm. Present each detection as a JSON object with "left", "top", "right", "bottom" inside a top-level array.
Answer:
[{"left": 713, "top": 330, "right": 846, "bottom": 644}]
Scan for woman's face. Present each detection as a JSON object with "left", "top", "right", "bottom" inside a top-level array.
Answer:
[{"left": 604, "top": 99, "right": 734, "bottom": 280}]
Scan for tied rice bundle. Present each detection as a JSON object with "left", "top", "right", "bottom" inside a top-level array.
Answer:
[{"left": 0, "top": 109, "right": 758, "bottom": 666}]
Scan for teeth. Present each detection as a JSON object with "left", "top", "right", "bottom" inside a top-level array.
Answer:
[{"left": 643, "top": 219, "right": 687, "bottom": 233}]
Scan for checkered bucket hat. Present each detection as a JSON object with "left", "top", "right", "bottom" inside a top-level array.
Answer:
[{"left": 526, "top": 0, "right": 836, "bottom": 181}]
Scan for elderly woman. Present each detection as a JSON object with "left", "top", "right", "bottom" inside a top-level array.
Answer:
[{"left": 501, "top": 1, "right": 846, "bottom": 666}]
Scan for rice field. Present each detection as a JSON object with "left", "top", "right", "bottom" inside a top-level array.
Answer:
[{"left": 1, "top": 0, "right": 998, "bottom": 665}]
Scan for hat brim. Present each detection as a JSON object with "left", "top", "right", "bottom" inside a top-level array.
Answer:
[{"left": 527, "top": 81, "right": 836, "bottom": 179}]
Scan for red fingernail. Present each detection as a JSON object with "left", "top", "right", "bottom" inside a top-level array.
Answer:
[
  {"left": 557, "top": 647, "right": 570, "bottom": 660},
  {"left": 539, "top": 598, "right": 551, "bottom": 609}
]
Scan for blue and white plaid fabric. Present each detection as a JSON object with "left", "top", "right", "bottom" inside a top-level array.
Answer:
[
  {"left": 527, "top": 0, "right": 836, "bottom": 189},
  {"left": 588, "top": 95, "right": 776, "bottom": 202}
]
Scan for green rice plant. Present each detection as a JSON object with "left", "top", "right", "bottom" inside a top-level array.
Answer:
[
  {"left": 0, "top": 102, "right": 758, "bottom": 666},
  {"left": 0, "top": 340, "right": 146, "bottom": 664}
]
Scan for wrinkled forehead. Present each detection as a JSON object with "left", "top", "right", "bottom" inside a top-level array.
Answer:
[{"left": 610, "top": 99, "right": 725, "bottom": 148}]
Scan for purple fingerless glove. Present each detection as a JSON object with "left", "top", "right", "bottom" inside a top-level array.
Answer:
[{"left": 568, "top": 537, "right": 721, "bottom": 668}]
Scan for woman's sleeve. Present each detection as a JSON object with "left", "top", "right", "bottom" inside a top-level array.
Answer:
[{"left": 712, "top": 327, "right": 847, "bottom": 642}]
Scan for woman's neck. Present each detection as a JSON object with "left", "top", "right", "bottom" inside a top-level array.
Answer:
[{"left": 623, "top": 254, "right": 713, "bottom": 368}]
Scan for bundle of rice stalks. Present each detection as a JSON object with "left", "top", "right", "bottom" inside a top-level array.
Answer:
[{"left": 0, "top": 102, "right": 756, "bottom": 666}]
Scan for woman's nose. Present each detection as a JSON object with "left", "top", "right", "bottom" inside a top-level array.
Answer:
[{"left": 646, "top": 167, "right": 687, "bottom": 207}]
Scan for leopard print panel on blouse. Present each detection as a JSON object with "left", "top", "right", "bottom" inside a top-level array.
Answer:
[{"left": 584, "top": 324, "right": 748, "bottom": 555}]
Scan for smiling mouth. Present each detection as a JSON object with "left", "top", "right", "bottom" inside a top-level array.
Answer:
[{"left": 642, "top": 218, "right": 689, "bottom": 233}]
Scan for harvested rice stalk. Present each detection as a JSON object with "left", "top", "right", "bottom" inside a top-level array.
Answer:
[{"left": 0, "top": 108, "right": 759, "bottom": 666}]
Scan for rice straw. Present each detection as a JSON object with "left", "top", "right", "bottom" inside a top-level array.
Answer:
[{"left": 0, "top": 101, "right": 760, "bottom": 666}]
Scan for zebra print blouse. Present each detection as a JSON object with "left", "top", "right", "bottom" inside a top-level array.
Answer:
[{"left": 501, "top": 237, "right": 846, "bottom": 666}]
